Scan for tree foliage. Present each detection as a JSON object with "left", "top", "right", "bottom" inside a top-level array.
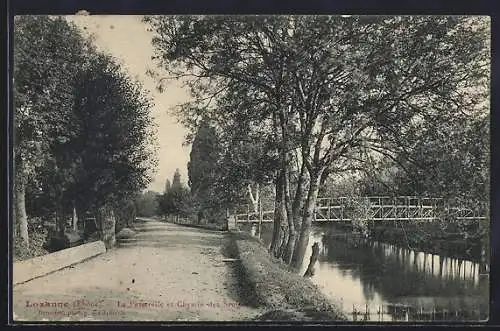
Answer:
[
  {"left": 13, "top": 16, "right": 91, "bottom": 245},
  {"left": 13, "top": 16, "right": 158, "bottom": 249},
  {"left": 171, "top": 168, "right": 182, "bottom": 189},
  {"left": 146, "top": 15, "right": 489, "bottom": 268},
  {"left": 135, "top": 191, "right": 160, "bottom": 217},
  {"left": 158, "top": 170, "right": 194, "bottom": 219},
  {"left": 66, "top": 51, "right": 157, "bottom": 214},
  {"left": 187, "top": 119, "right": 221, "bottom": 216}
]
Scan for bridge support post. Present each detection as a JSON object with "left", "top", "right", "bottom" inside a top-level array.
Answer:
[
  {"left": 258, "top": 197, "right": 263, "bottom": 239},
  {"left": 328, "top": 198, "right": 331, "bottom": 221}
]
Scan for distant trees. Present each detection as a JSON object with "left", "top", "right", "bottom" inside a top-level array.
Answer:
[
  {"left": 158, "top": 169, "right": 193, "bottom": 221},
  {"left": 146, "top": 15, "right": 489, "bottom": 269},
  {"left": 171, "top": 168, "right": 182, "bottom": 189},
  {"left": 164, "top": 179, "right": 171, "bottom": 193},
  {"left": 14, "top": 16, "right": 157, "bottom": 250},
  {"left": 134, "top": 191, "right": 160, "bottom": 217}
]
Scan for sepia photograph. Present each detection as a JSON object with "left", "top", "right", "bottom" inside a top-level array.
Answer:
[{"left": 11, "top": 14, "right": 490, "bottom": 323}]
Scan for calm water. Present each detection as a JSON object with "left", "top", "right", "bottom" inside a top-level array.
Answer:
[{"left": 239, "top": 223, "right": 489, "bottom": 322}]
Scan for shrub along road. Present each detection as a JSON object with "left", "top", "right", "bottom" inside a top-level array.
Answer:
[{"left": 13, "top": 219, "right": 262, "bottom": 321}]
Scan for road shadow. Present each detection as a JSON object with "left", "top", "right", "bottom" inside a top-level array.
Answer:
[{"left": 220, "top": 233, "right": 260, "bottom": 309}]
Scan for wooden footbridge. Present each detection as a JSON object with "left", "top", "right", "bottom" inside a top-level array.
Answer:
[{"left": 235, "top": 196, "right": 488, "bottom": 224}]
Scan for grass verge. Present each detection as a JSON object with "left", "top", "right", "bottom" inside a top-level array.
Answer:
[{"left": 228, "top": 231, "right": 347, "bottom": 321}]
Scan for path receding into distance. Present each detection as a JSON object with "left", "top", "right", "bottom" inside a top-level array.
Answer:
[{"left": 13, "top": 219, "right": 262, "bottom": 321}]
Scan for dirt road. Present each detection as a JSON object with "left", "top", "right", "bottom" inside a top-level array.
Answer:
[{"left": 13, "top": 219, "right": 262, "bottom": 321}]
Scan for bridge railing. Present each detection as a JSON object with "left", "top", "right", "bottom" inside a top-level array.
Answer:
[{"left": 234, "top": 196, "right": 488, "bottom": 223}]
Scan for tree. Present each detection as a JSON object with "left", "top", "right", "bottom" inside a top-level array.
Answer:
[
  {"left": 146, "top": 15, "right": 489, "bottom": 268},
  {"left": 13, "top": 16, "right": 90, "bottom": 246},
  {"left": 14, "top": 16, "right": 158, "bottom": 251},
  {"left": 65, "top": 51, "right": 157, "bottom": 248},
  {"left": 115, "top": 196, "right": 137, "bottom": 232},
  {"left": 280, "top": 16, "right": 488, "bottom": 268},
  {"left": 171, "top": 168, "right": 182, "bottom": 189},
  {"left": 187, "top": 119, "right": 221, "bottom": 218},
  {"left": 158, "top": 171, "right": 194, "bottom": 221},
  {"left": 170, "top": 185, "right": 193, "bottom": 218},
  {"left": 164, "top": 179, "right": 171, "bottom": 193},
  {"left": 135, "top": 191, "right": 160, "bottom": 217},
  {"left": 157, "top": 190, "right": 174, "bottom": 217}
]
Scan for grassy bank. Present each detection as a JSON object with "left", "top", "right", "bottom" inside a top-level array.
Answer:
[{"left": 228, "top": 231, "right": 347, "bottom": 321}]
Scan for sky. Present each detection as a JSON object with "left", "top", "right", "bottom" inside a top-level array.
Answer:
[{"left": 66, "top": 15, "right": 191, "bottom": 193}]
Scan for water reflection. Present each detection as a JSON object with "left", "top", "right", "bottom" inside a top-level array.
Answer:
[{"left": 239, "top": 223, "right": 489, "bottom": 321}]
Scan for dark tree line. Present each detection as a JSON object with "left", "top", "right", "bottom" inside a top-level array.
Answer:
[
  {"left": 13, "top": 16, "right": 157, "bottom": 250},
  {"left": 157, "top": 169, "right": 194, "bottom": 221}
]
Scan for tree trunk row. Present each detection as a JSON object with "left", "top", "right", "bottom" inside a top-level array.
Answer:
[
  {"left": 268, "top": 163, "right": 323, "bottom": 270},
  {"left": 267, "top": 106, "right": 324, "bottom": 271}
]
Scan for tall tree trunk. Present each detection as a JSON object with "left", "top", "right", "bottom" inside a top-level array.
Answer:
[
  {"left": 96, "top": 204, "right": 116, "bottom": 249},
  {"left": 258, "top": 185, "right": 263, "bottom": 239},
  {"left": 276, "top": 105, "right": 301, "bottom": 264},
  {"left": 290, "top": 161, "right": 308, "bottom": 264},
  {"left": 439, "top": 257, "right": 444, "bottom": 277},
  {"left": 14, "top": 173, "right": 29, "bottom": 248},
  {"left": 291, "top": 170, "right": 322, "bottom": 270},
  {"left": 283, "top": 158, "right": 297, "bottom": 264},
  {"left": 55, "top": 185, "right": 65, "bottom": 236},
  {"left": 248, "top": 183, "right": 259, "bottom": 214},
  {"left": 269, "top": 171, "right": 284, "bottom": 256},
  {"left": 277, "top": 224, "right": 288, "bottom": 258},
  {"left": 292, "top": 161, "right": 307, "bottom": 222}
]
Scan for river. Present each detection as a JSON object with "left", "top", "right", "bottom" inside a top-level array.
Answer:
[{"left": 238, "top": 222, "right": 489, "bottom": 322}]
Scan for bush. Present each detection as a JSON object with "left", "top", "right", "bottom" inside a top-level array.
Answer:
[{"left": 13, "top": 225, "right": 49, "bottom": 262}]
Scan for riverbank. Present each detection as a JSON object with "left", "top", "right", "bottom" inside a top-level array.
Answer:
[{"left": 227, "top": 231, "right": 347, "bottom": 321}]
